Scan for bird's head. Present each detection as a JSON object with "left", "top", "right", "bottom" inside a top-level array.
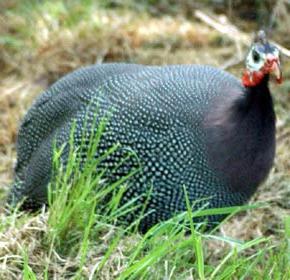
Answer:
[{"left": 242, "top": 30, "right": 282, "bottom": 87}]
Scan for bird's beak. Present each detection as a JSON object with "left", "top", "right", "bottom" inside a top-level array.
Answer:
[{"left": 266, "top": 54, "right": 282, "bottom": 84}]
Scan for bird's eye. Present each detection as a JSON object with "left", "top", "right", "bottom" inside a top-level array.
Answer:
[{"left": 252, "top": 50, "right": 260, "bottom": 62}]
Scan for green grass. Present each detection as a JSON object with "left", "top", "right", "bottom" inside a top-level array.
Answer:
[
  {"left": 2, "top": 115, "right": 289, "bottom": 279},
  {"left": 1, "top": 0, "right": 290, "bottom": 279}
]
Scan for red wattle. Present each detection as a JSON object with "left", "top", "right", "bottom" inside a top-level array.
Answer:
[
  {"left": 276, "top": 74, "right": 283, "bottom": 84},
  {"left": 242, "top": 70, "right": 264, "bottom": 87}
]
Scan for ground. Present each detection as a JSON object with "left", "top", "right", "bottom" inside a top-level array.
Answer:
[{"left": 0, "top": 1, "right": 289, "bottom": 279}]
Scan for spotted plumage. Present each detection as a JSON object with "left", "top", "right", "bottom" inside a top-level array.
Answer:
[{"left": 8, "top": 51, "right": 278, "bottom": 231}]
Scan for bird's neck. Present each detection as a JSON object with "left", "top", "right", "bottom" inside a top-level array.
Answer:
[
  {"left": 244, "top": 74, "right": 270, "bottom": 95},
  {"left": 204, "top": 76, "right": 276, "bottom": 194},
  {"left": 238, "top": 74, "right": 272, "bottom": 113}
]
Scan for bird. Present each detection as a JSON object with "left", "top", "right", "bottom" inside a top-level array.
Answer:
[{"left": 8, "top": 30, "right": 282, "bottom": 232}]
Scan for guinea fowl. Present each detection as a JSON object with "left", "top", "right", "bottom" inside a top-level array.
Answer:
[{"left": 8, "top": 31, "right": 282, "bottom": 232}]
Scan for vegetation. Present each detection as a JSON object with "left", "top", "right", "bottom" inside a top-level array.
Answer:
[{"left": 0, "top": 0, "right": 289, "bottom": 279}]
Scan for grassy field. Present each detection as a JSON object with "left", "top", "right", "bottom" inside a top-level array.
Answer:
[{"left": 0, "top": 0, "right": 290, "bottom": 279}]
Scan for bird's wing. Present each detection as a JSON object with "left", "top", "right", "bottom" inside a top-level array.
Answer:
[{"left": 15, "top": 63, "right": 145, "bottom": 177}]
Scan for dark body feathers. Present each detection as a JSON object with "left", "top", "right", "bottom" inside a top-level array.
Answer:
[{"left": 8, "top": 64, "right": 275, "bottom": 231}]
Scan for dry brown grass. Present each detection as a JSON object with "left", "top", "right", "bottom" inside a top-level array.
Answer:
[{"left": 0, "top": 2, "right": 289, "bottom": 278}]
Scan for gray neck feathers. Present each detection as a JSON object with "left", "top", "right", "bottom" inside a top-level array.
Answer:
[{"left": 203, "top": 86, "right": 275, "bottom": 194}]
